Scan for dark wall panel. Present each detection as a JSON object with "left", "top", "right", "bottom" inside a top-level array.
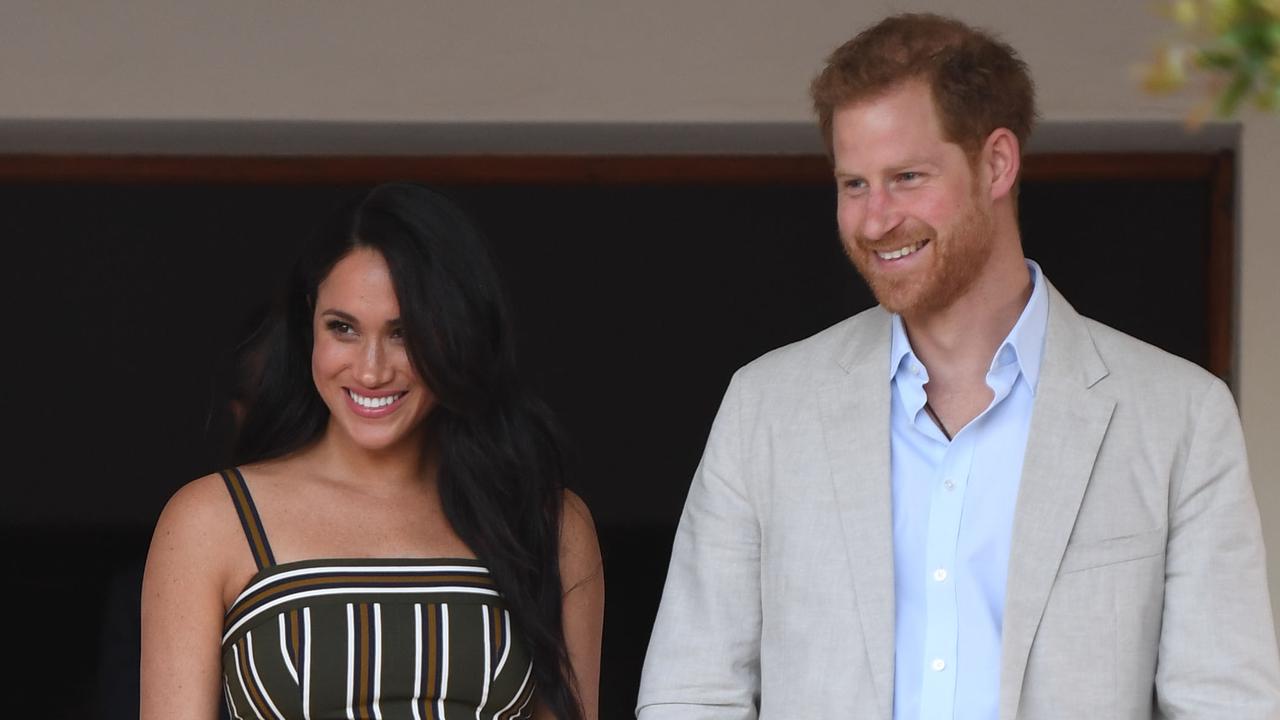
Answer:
[{"left": 0, "top": 165, "right": 1218, "bottom": 718}]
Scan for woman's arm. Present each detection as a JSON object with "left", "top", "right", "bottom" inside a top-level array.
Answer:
[
  {"left": 536, "top": 491, "right": 605, "bottom": 720},
  {"left": 140, "top": 474, "right": 238, "bottom": 720}
]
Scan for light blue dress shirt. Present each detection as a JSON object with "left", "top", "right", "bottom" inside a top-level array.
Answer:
[{"left": 890, "top": 261, "right": 1049, "bottom": 720}]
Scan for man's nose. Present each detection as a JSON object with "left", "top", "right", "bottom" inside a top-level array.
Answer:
[{"left": 860, "top": 187, "right": 902, "bottom": 242}]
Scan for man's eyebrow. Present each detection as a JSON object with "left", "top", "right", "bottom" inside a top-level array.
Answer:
[
  {"left": 834, "top": 159, "right": 937, "bottom": 178},
  {"left": 889, "top": 157, "right": 936, "bottom": 170}
]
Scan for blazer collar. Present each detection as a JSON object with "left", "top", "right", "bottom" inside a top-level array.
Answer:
[
  {"left": 821, "top": 305, "right": 895, "bottom": 720},
  {"left": 998, "top": 281, "right": 1115, "bottom": 720}
]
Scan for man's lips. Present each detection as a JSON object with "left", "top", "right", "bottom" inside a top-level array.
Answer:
[{"left": 874, "top": 238, "right": 930, "bottom": 261}]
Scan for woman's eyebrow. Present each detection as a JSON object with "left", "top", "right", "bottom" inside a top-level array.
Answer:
[{"left": 320, "top": 308, "right": 358, "bottom": 323}]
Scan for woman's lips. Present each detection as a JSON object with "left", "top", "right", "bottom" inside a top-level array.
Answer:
[{"left": 344, "top": 388, "right": 408, "bottom": 418}]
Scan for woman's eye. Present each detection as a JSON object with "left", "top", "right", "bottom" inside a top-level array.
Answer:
[{"left": 326, "top": 320, "right": 355, "bottom": 335}]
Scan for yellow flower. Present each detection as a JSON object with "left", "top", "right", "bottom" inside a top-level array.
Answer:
[
  {"left": 1206, "top": 0, "right": 1241, "bottom": 33},
  {"left": 1143, "top": 45, "right": 1190, "bottom": 92},
  {"left": 1185, "top": 98, "right": 1215, "bottom": 128},
  {"left": 1172, "top": 0, "right": 1200, "bottom": 27}
]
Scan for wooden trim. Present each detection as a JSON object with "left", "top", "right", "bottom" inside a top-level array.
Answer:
[
  {"left": 1206, "top": 150, "right": 1236, "bottom": 382},
  {"left": 0, "top": 152, "right": 1221, "bottom": 185},
  {"left": 0, "top": 155, "right": 830, "bottom": 185},
  {"left": 1022, "top": 153, "right": 1218, "bottom": 181}
]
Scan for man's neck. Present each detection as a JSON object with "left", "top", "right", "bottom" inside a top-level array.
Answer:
[{"left": 902, "top": 252, "right": 1032, "bottom": 394}]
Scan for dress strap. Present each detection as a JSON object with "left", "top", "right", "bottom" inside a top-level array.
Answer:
[{"left": 219, "top": 467, "right": 277, "bottom": 571}]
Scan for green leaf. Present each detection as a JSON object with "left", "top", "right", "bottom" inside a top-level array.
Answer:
[
  {"left": 1218, "top": 70, "right": 1254, "bottom": 114},
  {"left": 1198, "top": 48, "right": 1242, "bottom": 68}
]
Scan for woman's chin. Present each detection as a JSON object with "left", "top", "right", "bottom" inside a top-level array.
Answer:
[{"left": 326, "top": 419, "right": 417, "bottom": 455}]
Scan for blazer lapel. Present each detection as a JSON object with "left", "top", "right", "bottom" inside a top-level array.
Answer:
[
  {"left": 818, "top": 308, "right": 895, "bottom": 720},
  {"left": 999, "top": 285, "right": 1116, "bottom": 720}
]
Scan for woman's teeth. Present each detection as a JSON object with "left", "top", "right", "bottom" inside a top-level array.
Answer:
[
  {"left": 877, "top": 239, "right": 927, "bottom": 260},
  {"left": 348, "top": 390, "right": 403, "bottom": 409}
]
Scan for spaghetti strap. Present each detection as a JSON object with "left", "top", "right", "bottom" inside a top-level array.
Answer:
[{"left": 219, "top": 467, "right": 276, "bottom": 570}]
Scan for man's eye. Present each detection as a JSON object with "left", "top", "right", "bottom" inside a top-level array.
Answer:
[{"left": 898, "top": 171, "right": 921, "bottom": 182}]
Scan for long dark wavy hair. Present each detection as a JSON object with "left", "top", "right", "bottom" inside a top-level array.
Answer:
[{"left": 235, "top": 183, "right": 582, "bottom": 720}]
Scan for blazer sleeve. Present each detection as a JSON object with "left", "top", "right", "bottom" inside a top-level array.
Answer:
[
  {"left": 636, "top": 371, "right": 762, "bottom": 720},
  {"left": 1156, "top": 378, "right": 1280, "bottom": 718}
]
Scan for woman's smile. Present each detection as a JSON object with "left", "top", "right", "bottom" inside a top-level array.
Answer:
[{"left": 344, "top": 388, "right": 410, "bottom": 417}]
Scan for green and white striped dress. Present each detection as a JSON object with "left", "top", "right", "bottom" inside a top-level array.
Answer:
[{"left": 219, "top": 468, "right": 537, "bottom": 720}]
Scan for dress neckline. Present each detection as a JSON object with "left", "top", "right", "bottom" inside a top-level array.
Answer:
[
  {"left": 221, "top": 556, "right": 499, "bottom": 646},
  {"left": 225, "top": 557, "right": 491, "bottom": 617}
]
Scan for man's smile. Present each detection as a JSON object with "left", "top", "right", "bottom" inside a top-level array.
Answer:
[{"left": 876, "top": 238, "right": 930, "bottom": 261}]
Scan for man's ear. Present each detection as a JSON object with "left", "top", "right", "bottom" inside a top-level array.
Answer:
[{"left": 982, "top": 128, "right": 1020, "bottom": 202}]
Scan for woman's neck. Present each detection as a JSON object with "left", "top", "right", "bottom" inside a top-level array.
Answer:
[{"left": 306, "top": 421, "right": 437, "bottom": 497}]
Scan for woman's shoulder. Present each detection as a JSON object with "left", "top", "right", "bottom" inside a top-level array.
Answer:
[
  {"left": 145, "top": 472, "right": 249, "bottom": 604},
  {"left": 149, "top": 470, "right": 260, "bottom": 564},
  {"left": 154, "top": 471, "right": 238, "bottom": 538},
  {"left": 560, "top": 490, "right": 596, "bottom": 539},
  {"left": 156, "top": 459, "right": 296, "bottom": 526},
  {"left": 153, "top": 458, "right": 305, "bottom": 550},
  {"left": 559, "top": 490, "right": 603, "bottom": 593}
]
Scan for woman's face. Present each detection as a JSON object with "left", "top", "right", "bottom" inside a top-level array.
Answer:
[{"left": 311, "top": 247, "right": 435, "bottom": 454}]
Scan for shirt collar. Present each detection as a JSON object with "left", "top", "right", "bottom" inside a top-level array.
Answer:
[
  {"left": 889, "top": 313, "right": 916, "bottom": 382},
  {"left": 1000, "top": 259, "right": 1048, "bottom": 394},
  {"left": 887, "top": 259, "right": 1049, "bottom": 396}
]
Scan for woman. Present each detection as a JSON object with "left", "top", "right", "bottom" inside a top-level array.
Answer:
[{"left": 141, "top": 184, "right": 603, "bottom": 720}]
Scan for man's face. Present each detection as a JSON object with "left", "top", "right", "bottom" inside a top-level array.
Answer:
[{"left": 833, "top": 80, "right": 995, "bottom": 317}]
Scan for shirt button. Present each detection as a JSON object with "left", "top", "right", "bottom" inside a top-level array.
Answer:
[
  {"left": 943, "top": 478, "right": 956, "bottom": 491},
  {"left": 931, "top": 658, "right": 946, "bottom": 671},
  {"left": 933, "top": 568, "right": 948, "bottom": 582},
  {"left": 911, "top": 364, "right": 922, "bottom": 376}
]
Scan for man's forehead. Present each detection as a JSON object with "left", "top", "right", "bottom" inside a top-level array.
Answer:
[{"left": 830, "top": 84, "right": 958, "bottom": 170}]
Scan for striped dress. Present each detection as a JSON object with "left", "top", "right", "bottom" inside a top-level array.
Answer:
[{"left": 219, "top": 468, "right": 537, "bottom": 720}]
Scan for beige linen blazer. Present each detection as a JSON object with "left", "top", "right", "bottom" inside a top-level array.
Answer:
[{"left": 637, "top": 282, "right": 1280, "bottom": 719}]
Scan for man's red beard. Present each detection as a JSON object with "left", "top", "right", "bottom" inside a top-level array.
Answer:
[{"left": 844, "top": 198, "right": 995, "bottom": 317}]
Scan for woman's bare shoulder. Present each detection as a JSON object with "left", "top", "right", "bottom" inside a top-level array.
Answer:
[
  {"left": 143, "top": 471, "right": 252, "bottom": 617},
  {"left": 149, "top": 473, "right": 242, "bottom": 564},
  {"left": 140, "top": 472, "right": 243, "bottom": 716},
  {"left": 560, "top": 490, "right": 603, "bottom": 593},
  {"left": 561, "top": 490, "right": 596, "bottom": 537}
]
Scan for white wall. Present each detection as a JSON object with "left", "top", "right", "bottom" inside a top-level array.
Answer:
[
  {"left": 4, "top": 1, "right": 1278, "bottom": 613},
  {"left": 0, "top": 2, "right": 1224, "bottom": 123}
]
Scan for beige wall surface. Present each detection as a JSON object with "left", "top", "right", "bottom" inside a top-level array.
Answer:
[
  {"left": 4, "top": 1, "right": 1278, "bottom": 615},
  {"left": 0, "top": 1, "right": 1211, "bottom": 122}
]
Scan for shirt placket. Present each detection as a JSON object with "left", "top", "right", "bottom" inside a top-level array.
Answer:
[{"left": 919, "top": 430, "right": 977, "bottom": 718}]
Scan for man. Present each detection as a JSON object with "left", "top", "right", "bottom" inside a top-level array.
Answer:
[{"left": 637, "top": 13, "right": 1280, "bottom": 720}]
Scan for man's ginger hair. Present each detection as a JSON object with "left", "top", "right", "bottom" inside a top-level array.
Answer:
[{"left": 811, "top": 13, "right": 1036, "bottom": 160}]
